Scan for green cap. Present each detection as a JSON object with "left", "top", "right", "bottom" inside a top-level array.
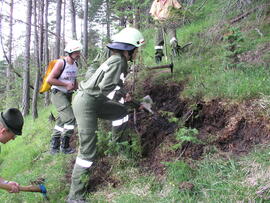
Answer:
[{"left": 0, "top": 108, "right": 24, "bottom": 135}]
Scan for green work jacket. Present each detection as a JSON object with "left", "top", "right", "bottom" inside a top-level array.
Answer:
[{"left": 79, "top": 53, "right": 128, "bottom": 100}]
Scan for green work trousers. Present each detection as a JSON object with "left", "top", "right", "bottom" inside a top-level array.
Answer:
[
  {"left": 51, "top": 89, "right": 75, "bottom": 138},
  {"left": 68, "top": 90, "right": 127, "bottom": 200},
  {"left": 155, "top": 24, "right": 178, "bottom": 49}
]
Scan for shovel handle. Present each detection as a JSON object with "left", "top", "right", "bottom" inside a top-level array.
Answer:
[
  {"left": 19, "top": 185, "right": 42, "bottom": 192},
  {"left": 0, "top": 182, "right": 42, "bottom": 193},
  {"left": 147, "top": 63, "right": 173, "bottom": 71}
]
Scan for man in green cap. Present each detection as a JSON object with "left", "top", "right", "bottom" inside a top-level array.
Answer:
[{"left": 0, "top": 108, "right": 24, "bottom": 193}]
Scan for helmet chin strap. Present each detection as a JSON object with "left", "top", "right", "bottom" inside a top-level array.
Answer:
[
  {"left": 128, "top": 49, "right": 135, "bottom": 62},
  {"left": 68, "top": 53, "right": 76, "bottom": 61}
]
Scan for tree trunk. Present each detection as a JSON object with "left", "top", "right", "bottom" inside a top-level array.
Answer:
[
  {"left": 32, "top": 0, "right": 39, "bottom": 119},
  {"left": 6, "top": 0, "right": 13, "bottom": 95},
  {"left": 32, "top": 0, "right": 45, "bottom": 119},
  {"left": 105, "top": 0, "right": 110, "bottom": 42},
  {"left": 55, "top": 0, "right": 62, "bottom": 59},
  {"left": 22, "top": 0, "right": 32, "bottom": 116},
  {"left": 133, "top": 1, "right": 141, "bottom": 29},
  {"left": 61, "top": 0, "right": 66, "bottom": 56},
  {"left": 83, "top": 0, "right": 88, "bottom": 59},
  {"left": 69, "top": 0, "right": 77, "bottom": 39},
  {"left": 44, "top": 0, "right": 50, "bottom": 106}
]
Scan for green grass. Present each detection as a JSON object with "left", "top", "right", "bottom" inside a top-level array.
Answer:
[
  {"left": 0, "top": 106, "right": 75, "bottom": 203},
  {"left": 88, "top": 146, "right": 270, "bottom": 203},
  {"left": 1, "top": 0, "right": 270, "bottom": 202}
]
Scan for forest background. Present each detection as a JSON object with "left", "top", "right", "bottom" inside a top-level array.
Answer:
[{"left": 1, "top": 0, "right": 270, "bottom": 202}]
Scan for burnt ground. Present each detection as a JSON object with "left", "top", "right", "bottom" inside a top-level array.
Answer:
[
  {"left": 66, "top": 75, "right": 270, "bottom": 192},
  {"left": 137, "top": 80, "right": 270, "bottom": 177}
]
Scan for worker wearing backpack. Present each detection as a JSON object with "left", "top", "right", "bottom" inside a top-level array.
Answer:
[{"left": 47, "top": 40, "right": 82, "bottom": 154}]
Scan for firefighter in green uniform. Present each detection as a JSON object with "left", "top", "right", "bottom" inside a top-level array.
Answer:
[
  {"left": 85, "top": 47, "right": 128, "bottom": 143},
  {"left": 67, "top": 27, "right": 145, "bottom": 203},
  {"left": 0, "top": 108, "right": 24, "bottom": 193},
  {"left": 47, "top": 40, "right": 82, "bottom": 154}
]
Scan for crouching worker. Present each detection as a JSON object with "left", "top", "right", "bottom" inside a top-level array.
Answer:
[
  {"left": 47, "top": 40, "right": 82, "bottom": 154},
  {"left": 67, "top": 27, "right": 145, "bottom": 203},
  {"left": 0, "top": 108, "right": 24, "bottom": 193}
]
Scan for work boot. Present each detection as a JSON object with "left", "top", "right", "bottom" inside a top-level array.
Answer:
[
  {"left": 50, "top": 136, "right": 60, "bottom": 154},
  {"left": 61, "top": 136, "right": 75, "bottom": 154},
  {"left": 155, "top": 49, "right": 164, "bottom": 64},
  {"left": 170, "top": 39, "right": 182, "bottom": 57},
  {"left": 172, "top": 45, "right": 182, "bottom": 57}
]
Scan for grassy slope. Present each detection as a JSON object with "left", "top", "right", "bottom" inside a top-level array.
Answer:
[
  {"left": 0, "top": 107, "right": 75, "bottom": 203},
  {"left": 1, "top": 0, "right": 270, "bottom": 202}
]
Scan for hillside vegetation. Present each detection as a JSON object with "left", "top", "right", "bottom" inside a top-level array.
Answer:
[{"left": 1, "top": 0, "right": 270, "bottom": 202}]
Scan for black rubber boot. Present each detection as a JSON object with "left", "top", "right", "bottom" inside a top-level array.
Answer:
[
  {"left": 155, "top": 49, "right": 164, "bottom": 64},
  {"left": 50, "top": 137, "right": 60, "bottom": 154},
  {"left": 61, "top": 136, "right": 75, "bottom": 154},
  {"left": 172, "top": 45, "right": 182, "bottom": 57},
  {"left": 171, "top": 40, "right": 182, "bottom": 57}
]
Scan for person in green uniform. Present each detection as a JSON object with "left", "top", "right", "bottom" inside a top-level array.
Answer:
[
  {"left": 67, "top": 27, "right": 145, "bottom": 203},
  {"left": 150, "top": 0, "right": 182, "bottom": 63},
  {"left": 47, "top": 40, "right": 82, "bottom": 154},
  {"left": 0, "top": 108, "right": 24, "bottom": 193},
  {"left": 85, "top": 47, "right": 128, "bottom": 143}
]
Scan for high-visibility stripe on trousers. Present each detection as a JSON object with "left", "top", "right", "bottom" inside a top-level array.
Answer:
[
  {"left": 68, "top": 91, "right": 128, "bottom": 200},
  {"left": 51, "top": 89, "right": 75, "bottom": 138}
]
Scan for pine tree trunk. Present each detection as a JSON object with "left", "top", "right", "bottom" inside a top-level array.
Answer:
[
  {"left": 83, "top": 0, "right": 88, "bottom": 59},
  {"left": 134, "top": 0, "right": 141, "bottom": 29},
  {"left": 105, "top": 0, "right": 110, "bottom": 42},
  {"left": 32, "top": 0, "right": 39, "bottom": 119},
  {"left": 44, "top": 0, "right": 50, "bottom": 106},
  {"left": 55, "top": 0, "right": 62, "bottom": 59},
  {"left": 6, "top": 0, "right": 13, "bottom": 96},
  {"left": 61, "top": 0, "right": 66, "bottom": 56},
  {"left": 69, "top": 0, "right": 77, "bottom": 39},
  {"left": 22, "top": 0, "right": 32, "bottom": 116},
  {"left": 32, "top": 0, "right": 45, "bottom": 119}
]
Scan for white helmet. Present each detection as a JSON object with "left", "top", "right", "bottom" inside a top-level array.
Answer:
[
  {"left": 64, "top": 40, "right": 83, "bottom": 53},
  {"left": 111, "top": 27, "right": 145, "bottom": 48}
]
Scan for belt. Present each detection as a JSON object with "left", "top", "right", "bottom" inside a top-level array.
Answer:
[{"left": 52, "top": 88, "right": 73, "bottom": 95}]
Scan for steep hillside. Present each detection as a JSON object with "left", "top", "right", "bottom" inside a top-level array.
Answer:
[{"left": 1, "top": 0, "right": 270, "bottom": 202}]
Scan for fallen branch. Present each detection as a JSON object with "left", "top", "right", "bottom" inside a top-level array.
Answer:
[
  {"left": 229, "top": 9, "right": 255, "bottom": 24},
  {"left": 229, "top": 3, "right": 270, "bottom": 24}
]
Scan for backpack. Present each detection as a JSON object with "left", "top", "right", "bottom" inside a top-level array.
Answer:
[{"left": 39, "top": 58, "right": 66, "bottom": 94}]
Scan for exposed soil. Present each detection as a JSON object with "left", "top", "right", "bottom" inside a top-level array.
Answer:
[
  {"left": 136, "top": 77, "right": 270, "bottom": 177},
  {"left": 66, "top": 73, "right": 270, "bottom": 191}
]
